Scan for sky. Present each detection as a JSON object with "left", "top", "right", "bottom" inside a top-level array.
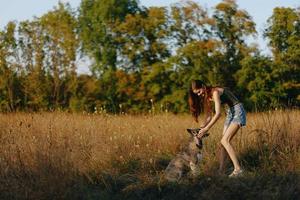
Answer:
[{"left": 0, "top": 0, "right": 299, "bottom": 72}]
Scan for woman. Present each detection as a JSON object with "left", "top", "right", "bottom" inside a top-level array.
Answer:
[{"left": 188, "top": 80, "right": 246, "bottom": 177}]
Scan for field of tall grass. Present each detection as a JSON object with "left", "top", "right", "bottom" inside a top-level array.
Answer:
[{"left": 0, "top": 110, "right": 299, "bottom": 199}]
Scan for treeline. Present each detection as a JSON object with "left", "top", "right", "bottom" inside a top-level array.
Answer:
[{"left": 0, "top": 0, "right": 299, "bottom": 113}]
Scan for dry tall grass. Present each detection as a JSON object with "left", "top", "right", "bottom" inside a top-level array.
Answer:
[{"left": 0, "top": 110, "right": 299, "bottom": 199}]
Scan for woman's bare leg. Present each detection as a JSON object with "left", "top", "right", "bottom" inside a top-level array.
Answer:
[
  {"left": 218, "top": 145, "right": 227, "bottom": 174},
  {"left": 218, "top": 125, "right": 236, "bottom": 173},
  {"left": 220, "top": 123, "right": 241, "bottom": 172},
  {"left": 218, "top": 126, "right": 229, "bottom": 174}
]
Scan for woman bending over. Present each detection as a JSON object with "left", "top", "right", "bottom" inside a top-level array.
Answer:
[{"left": 189, "top": 80, "right": 246, "bottom": 177}]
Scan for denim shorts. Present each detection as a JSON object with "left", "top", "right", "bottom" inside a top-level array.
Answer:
[{"left": 224, "top": 103, "right": 246, "bottom": 127}]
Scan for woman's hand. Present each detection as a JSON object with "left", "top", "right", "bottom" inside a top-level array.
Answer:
[
  {"left": 199, "top": 124, "right": 206, "bottom": 129},
  {"left": 197, "top": 127, "right": 209, "bottom": 138}
]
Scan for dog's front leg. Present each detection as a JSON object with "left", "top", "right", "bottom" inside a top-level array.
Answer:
[{"left": 189, "top": 161, "right": 200, "bottom": 176}]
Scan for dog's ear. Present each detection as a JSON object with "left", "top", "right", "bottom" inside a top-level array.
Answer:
[
  {"left": 187, "top": 128, "right": 201, "bottom": 136},
  {"left": 186, "top": 128, "right": 195, "bottom": 136}
]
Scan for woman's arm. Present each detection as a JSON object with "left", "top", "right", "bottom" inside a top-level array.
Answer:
[
  {"left": 198, "top": 90, "right": 221, "bottom": 137},
  {"left": 200, "top": 113, "right": 212, "bottom": 128}
]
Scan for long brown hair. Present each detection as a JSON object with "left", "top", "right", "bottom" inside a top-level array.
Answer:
[{"left": 188, "top": 80, "right": 212, "bottom": 122}]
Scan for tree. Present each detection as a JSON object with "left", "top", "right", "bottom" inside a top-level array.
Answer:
[
  {"left": 265, "top": 7, "right": 300, "bottom": 106},
  {"left": 78, "top": 0, "right": 140, "bottom": 74},
  {"left": 0, "top": 22, "right": 21, "bottom": 111},
  {"left": 39, "top": 2, "right": 78, "bottom": 109},
  {"left": 78, "top": 0, "right": 140, "bottom": 112},
  {"left": 212, "top": 0, "right": 256, "bottom": 88},
  {"left": 18, "top": 20, "right": 48, "bottom": 110},
  {"left": 235, "top": 54, "right": 278, "bottom": 110},
  {"left": 169, "top": 1, "right": 213, "bottom": 48}
]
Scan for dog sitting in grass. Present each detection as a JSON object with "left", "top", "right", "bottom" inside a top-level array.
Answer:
[{"left": 164, "top": 128, "right": 209, "bottom": 182}]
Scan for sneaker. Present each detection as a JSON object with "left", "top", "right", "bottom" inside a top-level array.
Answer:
[{"left": 228, "top": 169, "right": 243, "bottom": 178}]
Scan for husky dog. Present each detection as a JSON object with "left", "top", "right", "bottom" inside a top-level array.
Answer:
[{"left": 164, "top": 128, "right": 209, "bottom": 182}]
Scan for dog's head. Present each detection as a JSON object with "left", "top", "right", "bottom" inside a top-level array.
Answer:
[{"left": 186, "top": 128, "right": 209, "bottom": 149}]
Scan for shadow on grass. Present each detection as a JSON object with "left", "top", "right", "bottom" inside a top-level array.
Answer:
[
  {"left": 119, "top": 173, "right": 300, "bottom": 200},
  {"left": 1, "top": 153, "right": 299, "bottom": 200},
  {"left": 1, "top": 169, "right": 299, "bottom": 200},
  {"left": 239, "top": 147, "right": 262, "bottom": 171}
]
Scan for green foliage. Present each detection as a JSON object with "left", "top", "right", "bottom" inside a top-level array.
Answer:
[
  {"left": 18, "top": 20, "right": 49, "bottom": 110},
  {"left": 78, "top": 0, "right": 140, "bottom": 73},
  {"left": 236, "top": 54, "right": 277, "bottom": 109},
  {"left": 0, "top": 0, "right": 299, "bottom": 113},
  {"left": 40, "top": 2, "right": 79, "bottom": 108},
  {"left": 265, "top": 7, "right": 300, "bottom": 106},
  {"left": 78, "top": 0, "right": 141, "bottom": 112},
  {"left": 212, "top": 0, "right": 256, "bottom": 88},
  {"left": 0, "top": 22, "right": 22, "bottom": 111}
]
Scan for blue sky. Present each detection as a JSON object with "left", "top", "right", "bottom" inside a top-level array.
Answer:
[{"left": 0, "top": 0, "right": 299, "bottom": 72}]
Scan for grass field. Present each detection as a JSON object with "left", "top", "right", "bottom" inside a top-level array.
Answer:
[{"left": 0, "top": 110, "right": 299, "bottom": 199}]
